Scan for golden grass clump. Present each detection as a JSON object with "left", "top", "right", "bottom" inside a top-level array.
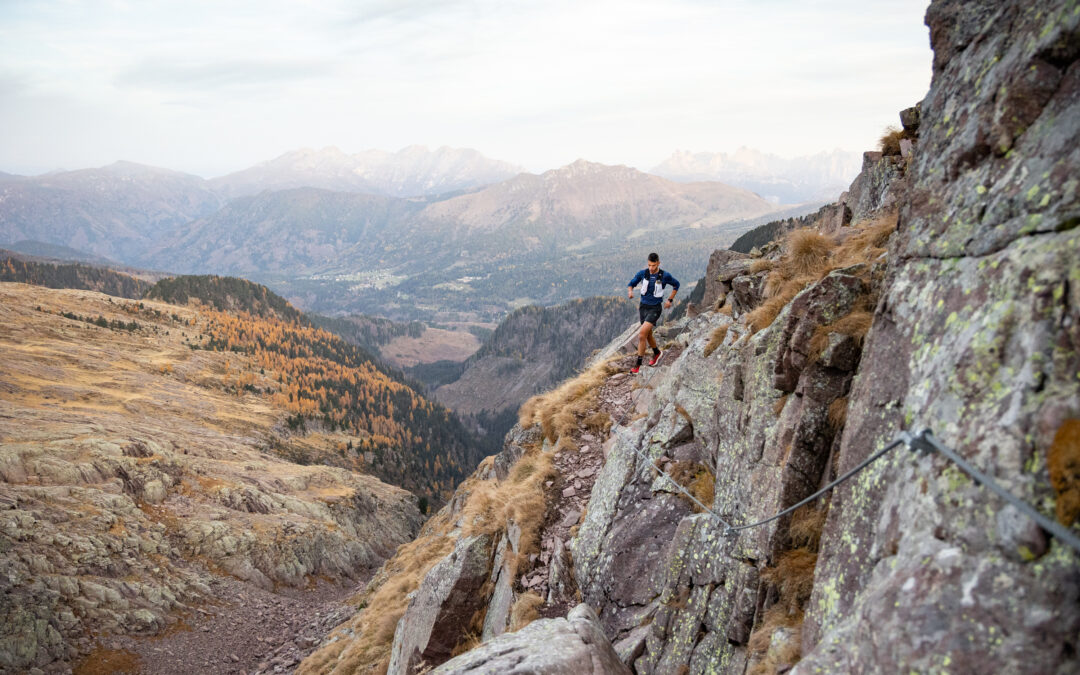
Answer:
[
  {"left": 826, "top": 397, "right": 848, "bottom": 433},
  {"left": 744, "top": 214, "right": 897, "bottom": 335},
  {"left": 746, "top": 546, "right": 819, "bottom": 674},
  {"left": 668, "top": 461, "right": 716, "bottom": 513},
  {"left": 879, "top": 125, "right": 905, "bottom": 156},
  {"left": 832, "top": 212, "right": 897, "bottom": 267},
  {"left": 749, "top": 259, "right": 774, "bottom": 274},
  {"left": 788, "top": 503, "right": 828, "bottom": 552},
  {"left": 461, "top": 448, "right": 557, "bottom": 557},
  {"left": 718, "top": 303, "right": 734, "bottom": 316},
  {"left": 518, "top": 357, "right": 618, "bottom": 443},
  {"left": 509, "top": 592, "right": 545, "bottom": 631},
  {"left": 746, "top": 606, "right": 803, "bottom": 675},
  {"left": 762, "top": 548, "right": 818, "bottom": 613},
  {"left": 786, "top": 230, "right": 833, "bottom": 277},
  {"left": 1049, "top": 419, "right": 1080, "bottom": 526},
  {"left": 703, "top": 324, "right": 729, "bottom": 357},
  {"left": 808, "top": 311, "right": 874, "bottom": 361}
]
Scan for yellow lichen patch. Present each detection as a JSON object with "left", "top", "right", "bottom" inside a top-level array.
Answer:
[{"left": 1048, "top": 419, "right": 1080, "bottom": 526}]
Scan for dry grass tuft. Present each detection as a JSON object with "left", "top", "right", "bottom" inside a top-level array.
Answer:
[
  {"left": 583, "top": 411, "right": 612, "bottom": 435},
  {"left": 509, "top": 592, "right": 545, "bottom": 632},
  {"left": 832, "top": 212, "right": 897, "bottom": 267},
  {"left": 668, "top": 462, "right": 715, "bottom": 512},
  {"left": 786, "top": 230, "right": 833, "bottom": 277},
  {"left": 462, "top": 448, "right": 556, "bottom": 556},
  {"left": 879, "top": 125, "right": 905, "bottom": 156},
  {"left": 704, "top": 324, "right": 729, "bottom": 357},
  {"left": 746, "top": 546, "right": 819, "bottom": 674},
  {"left": 788, "top": 503, "right": 828, "bottom": 552},
  {"left": 745, "top": 286, "right": 801, "bottom": 334},
  {"left": 762, "top": 548, "right": 818, "bottom": 613},
  {"left": 749, "top": 259, "right": 775, "bottom": 274},
  {"left": 298, "top": 533, "right": 455, "bottom": 674},
  {"left": 718, "top": 303, "right": 733, "bottom": 316},
  {"left": 808, "top": 311, "right": 874, "bottom": 362},
  {"left": 773, "top": 394, "right": 789, "bottom": 416},
  {"left": 518, "top": 357, "right": 619, "bottom": 443},
  {"left": 746, "top": 606, "right": 803, "bottom": 675},
  {"left": 743, "top": 215, "right": 897, "bottom": 335},
  {"left": 827, "top": 398, "right": 848, "bottom": 433},
  {"left": 1049, "top": 419, "right": 1080, "bottom": 526},
  {"left": 450, "top": 632, "right": 482, "bottom": 658}
]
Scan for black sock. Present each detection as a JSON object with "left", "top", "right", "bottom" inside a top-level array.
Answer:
[
  {"left": 635, "top": 356, "right": 643, "bottom": 366},
  {"left": 653, "top": 347, "right": 661, "bottom": 356}
]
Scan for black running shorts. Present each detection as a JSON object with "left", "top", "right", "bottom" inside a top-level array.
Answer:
[{"left": 639, "top": 303, "right": 662, "bottom": 326}]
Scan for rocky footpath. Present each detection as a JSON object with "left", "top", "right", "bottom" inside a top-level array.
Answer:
[
  {"left": 0, "top": 285, "right": 422, "bottom": 673},
  {"left": 299, "top": 1, "right": 1079, "bottom": 673}
]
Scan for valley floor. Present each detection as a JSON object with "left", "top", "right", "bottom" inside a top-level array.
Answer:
[{"left": 78, "top": 573, "right": 362, "bottom": 675}]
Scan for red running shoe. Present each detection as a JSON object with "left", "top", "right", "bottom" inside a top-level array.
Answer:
[
  {"left": 630, "top": 365, "right": 640, "bottom": 374},
  {"left": 649, "top": 350, "right": 663, "bottom": 366}
]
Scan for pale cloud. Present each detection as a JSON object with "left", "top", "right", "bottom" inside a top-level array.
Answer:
[{"left": 0, "top": 0, "right": 932, "bottom": 176}]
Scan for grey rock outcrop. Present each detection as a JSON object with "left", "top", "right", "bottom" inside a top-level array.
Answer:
[
  {"left": 701, "top": 249, "right": 751, "bottom": 311},
  {"left": 798, "top": 1, "right": 1080, "bottom": 671},
  {"left": 432, "top": 604, "right": 630, "bottom": 674},
  {"left": 387, "top": 534, "right": 496, "bottom": 674}
]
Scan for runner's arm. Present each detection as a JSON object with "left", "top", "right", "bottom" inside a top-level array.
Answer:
[{"left": 663, "top": 272, "right": 680, "bottom": 307}]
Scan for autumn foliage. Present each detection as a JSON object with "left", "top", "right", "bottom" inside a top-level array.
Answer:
[{"left": 194, "top": 308, "right": 481, "bottom": 504}]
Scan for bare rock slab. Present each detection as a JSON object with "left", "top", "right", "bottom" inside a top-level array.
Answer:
[
  {"left": 387, "top": 534, "right": 495, "bottom": 675},
  {"left": 431, "top": 604, "right": 631, "bottom": 674}
]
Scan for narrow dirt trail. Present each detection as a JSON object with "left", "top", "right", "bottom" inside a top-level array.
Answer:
[{"left": 524, "top": 346, "right": 683, "bottom": 618}]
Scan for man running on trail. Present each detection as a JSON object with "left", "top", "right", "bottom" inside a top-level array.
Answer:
[{"left": 627, "top": 252, "right": 679, "bottom": 374}]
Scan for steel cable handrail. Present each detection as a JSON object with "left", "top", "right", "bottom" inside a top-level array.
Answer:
[{"left": 607, "top": 355, "right": 1080, "bottom": 553}]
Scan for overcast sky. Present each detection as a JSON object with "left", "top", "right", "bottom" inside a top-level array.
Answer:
[{"left": 0, "top": 0, "right": 932, "bottom": 178}]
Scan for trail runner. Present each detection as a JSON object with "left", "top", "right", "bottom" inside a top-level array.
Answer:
[{"left": 627, "top": 252, "right": 679, "bottom": 374}]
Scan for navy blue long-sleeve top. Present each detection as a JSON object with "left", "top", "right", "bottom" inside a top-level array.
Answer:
[{"left": 628, "top": 269, "right": 680, "bottom": 306}]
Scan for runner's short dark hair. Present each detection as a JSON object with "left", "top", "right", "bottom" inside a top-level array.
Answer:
[{"left": 648, "top": 252, "right": 659, "bottom": 263}]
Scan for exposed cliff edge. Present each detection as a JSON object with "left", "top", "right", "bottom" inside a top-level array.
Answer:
[{"left": 299, "top": 1, "right": 1079, "bottom": 673}]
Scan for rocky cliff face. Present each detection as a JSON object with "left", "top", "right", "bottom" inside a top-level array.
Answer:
[
  {"left": 299, "top": 1, "right": 1079, "bottom": 673},
  {"left": 0, "top": 285, "right": 423, "bottom": 673}
]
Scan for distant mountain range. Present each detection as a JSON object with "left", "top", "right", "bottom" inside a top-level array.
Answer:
[
  {"left": 138, "top": 160, "right": 782, "bottom": 318},
  {"left": 651, "top": 147, "right": 861, "bottom": 204},
  {"left": 0, "top": 146, "right": 828, "bottom": 319},
  {"left": 210, "top": 145, "right": 524, "bottom": 199},
  {"left": 0, "top": 161, "right": 223, "bottom": 261}
]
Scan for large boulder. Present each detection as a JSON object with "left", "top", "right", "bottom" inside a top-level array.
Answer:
[
  {"left": 431, "top": 604, "right": 631, "bottom": 674},
  {"left": 387, "top": 534, "right": 496, "bottom": 674}
]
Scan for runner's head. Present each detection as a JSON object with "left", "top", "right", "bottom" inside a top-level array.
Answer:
[{"left": 647, "top": 252, "right": 659, "bottom": 274}]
